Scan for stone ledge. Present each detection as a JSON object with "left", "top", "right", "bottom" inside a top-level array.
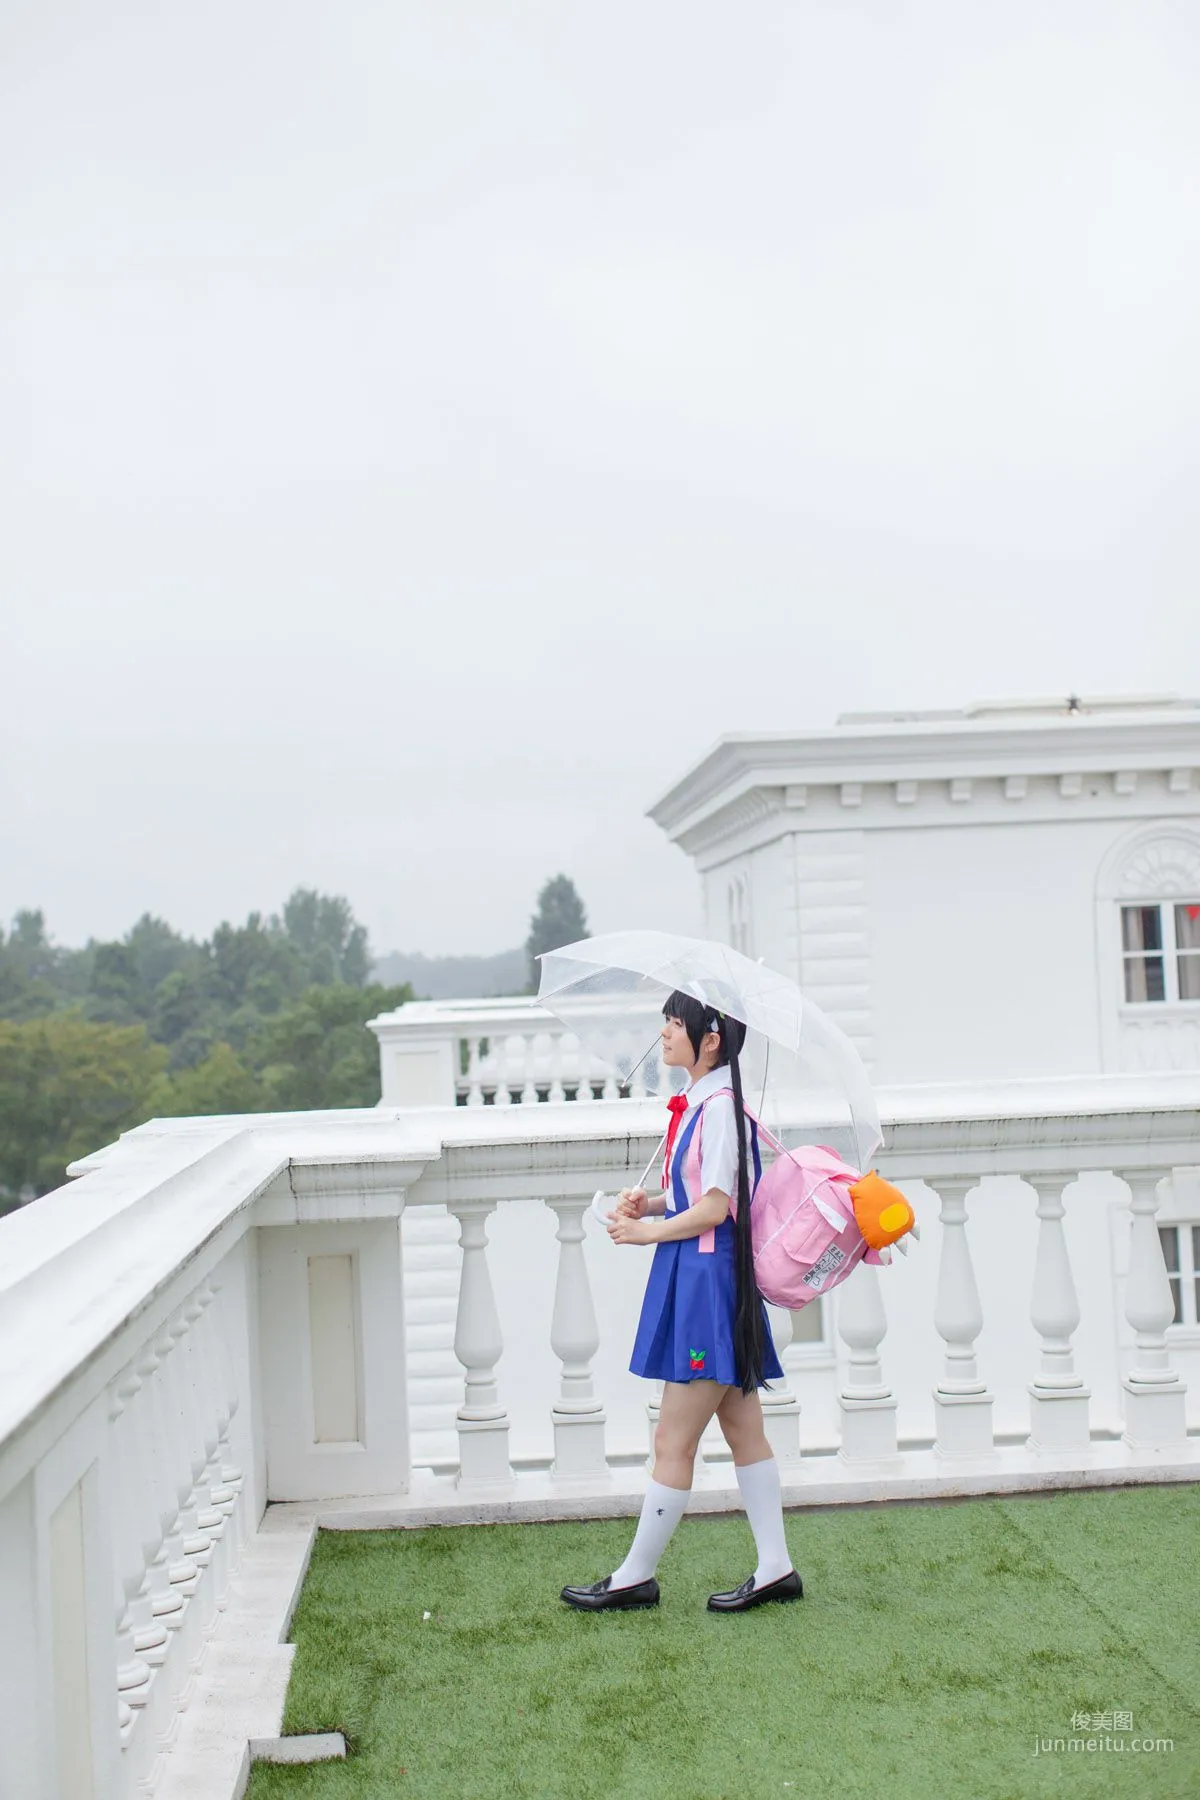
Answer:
[
  {"left": 155, "top": 1517, "right": 318, "bottom": 1800},
  {"left": 262, "top": 1438, "right": 1200, "bottom": 1534},
  {"left": 250, "top": 1732, "right": 347, "bottom": 1764}
]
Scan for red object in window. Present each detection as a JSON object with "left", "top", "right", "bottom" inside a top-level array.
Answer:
[{"left": 1187, "top": 905, "right": 1200, "bottom": 922}]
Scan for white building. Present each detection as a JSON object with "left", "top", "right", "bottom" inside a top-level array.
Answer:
[{"left": 647, "top": 694, "right": 1200, "bottom": 1085}]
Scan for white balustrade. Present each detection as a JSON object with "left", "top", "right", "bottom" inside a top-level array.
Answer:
[
  {"left": 465, "top": 1035, "right": 484, "bottom": 1106},
  {"left": 370, "top": 994, "right": 667, "bottom": 1108},
  {"left": 107, "top": 1381, "right": 152, "bottom": 1729},
  {"left": 114, "top": 1365, "right": 170, "bottom": 1672},
  {"left": 2, "top": 1070, "right": 1199, "bottom": 1799},
  {"left": 449, "top": 1201, "right": 513, "bottom": 1484},
  {"left": 1027, "top": 1176, "right": 1091, "bottom": 1451},
  {"left": 837, "top": 1263, "right": 900, "bottom": 1463},
  {"left": 135, "top": 1339, "right": 187, "bottom": 1636},
  {"left": 546, "top": 1198, "right": 608, "bottom": 1478},
  {"left": 490, "top": 1040, "right": 511, "bottom": 1104},
  {"left": 928, "top": 1177, "right": 996, "bottom": 1458},
  {"left": 547, "top": 1034, "right": 567, "bottom": 1105},
  {"left": 519, "top": 1034, "right": 536, "bottom": 1101},
  {"left": 760, "top": 1308, "right": 803, "bottom": 1467},
  {"left": 1120, "top": 1168, "right": 1189, "bottom": 1448}
]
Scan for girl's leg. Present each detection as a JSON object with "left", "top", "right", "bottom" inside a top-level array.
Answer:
[
  {"left": 715, "top": 1387, "right": 794, "bottom": 1585},
  {"left": 609, "top": 1381, "right": 726, "bottom": 1588}
]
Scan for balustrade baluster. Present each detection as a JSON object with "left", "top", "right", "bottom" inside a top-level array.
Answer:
[
  {"left": 106, "top": 1380, "right": 153, "bottom": 1728},
  {"left": 1026, "top": 1176, "right": 1091, "bottom": 1452},
  {"left": 465, "top": 1038, "right": 485, "bottom": 1107},
  {"left": 151, "top": 1323, "right": 203, "bottom": 1598},
  {"left": 116, "top": 1365, "right": 171, "bottom": 1667},
  {"left": 1120, "top": 1168, "right": 1189, "bottom": 1449},
  {"left": 548, "top": 1033, "right": 566, "bottom": 1105},
  {"left": 760, "top": 1307, "right": 802, "bottom": 1467},
  {"left": 928, "top": 1177, "right": 996, "bottom": 1458},
  {"left": 185, "top": 1285, "right": 235, "bottom": 1610},
  {"left": 139, "top": 1336, "right": 191, "bottom": 1625},
  {"left": 645, "top": 1381, "right": 664, "bottom": 1470},
  {"left": 836, "top": 1263, "right": 899, "bottom": 1463},
  {"left": 449, "top": 1202, "right": 512, "bottom": 1484},
  {"left": 493, "top": 1036, "right": 513, "bottom": 1106},
  {"left": 545, "top": 1200, "right": 608, "bottom": 1478},
  {"left": 519, "top": 1032, "right": 540, "bottom": 1104},
  {"left": 169, "top": 1309, "right": 215, "bottom": 1575},
  {"left": 194, "top": 1281, "right": 236, "bottom": 1522},
  {"left": 575, "top": 1040, "right": 594, "bottom": 1103},
  {"left": 210, "top": 1275, "right": 245, "bottom": 1502},
  {"left": 184, "top": 1293, "right": 223, "bottom": 1518}
]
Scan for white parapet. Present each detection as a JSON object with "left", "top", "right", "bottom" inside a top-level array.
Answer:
[
  {"left": 1, "top": 1071, "right": 1200, "bottom": 1797},
  {"left": 368, "top": 993, "right": 666, "bottom": 1107}
]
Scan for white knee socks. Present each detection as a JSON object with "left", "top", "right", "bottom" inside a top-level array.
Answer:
[
  {"left": 610, "top": 1479, "right": 691, "bottom": 1588},
  {"left": 736, "top": 1456, "right": 793, "bottom": 1586}
]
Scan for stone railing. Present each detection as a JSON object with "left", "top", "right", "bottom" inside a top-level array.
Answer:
[
  {"left": 2, "top": 1073, "right": 1199, "bottom": 1798},
  {"left": 368, "top": 994, "right": 667, "bottom": 1107}
]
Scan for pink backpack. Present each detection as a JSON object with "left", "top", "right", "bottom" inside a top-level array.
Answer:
[{"left": 692, "top": 1093, "right": 918, "bottom": 1311}]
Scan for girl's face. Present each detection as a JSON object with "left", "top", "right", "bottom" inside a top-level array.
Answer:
[{"left": 661, "top": 1014, "right": 719, "bottom": 1077}]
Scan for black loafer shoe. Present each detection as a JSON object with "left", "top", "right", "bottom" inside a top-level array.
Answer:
[
  {"left": 707, "top": 1570, "right": 803, "bottom": 1613},
  {"left": 560, "top": 1575, "right": 660, "bottom": 1611}
]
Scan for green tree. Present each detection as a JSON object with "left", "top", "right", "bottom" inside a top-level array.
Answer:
[
  {"left": 205, "top": 913, "right": 305, "bottom": 1022},
  {"left": 278, "top": 889, "right": 372, "bottom": 987},
  {"left": 152, "top": 1041, "right": 263, "bottom": 1118},
  {"left": 0, "top": 1014, "right": 168, "bottom": 1204},
  {"left": 0, "top": 896, "right": 400, "bottom": 1190},
  {"left": 149, "top": 964, "right": 221, "bottom": 1067},
  {"left": 525, "top": 875, "right": 589, "bottom": 989},
  {"left": 247, "top": 983, "right": 413, "bottom": 1112},
  {"left": 0, "top": 910, "right": 65, "bottom": 1021}
]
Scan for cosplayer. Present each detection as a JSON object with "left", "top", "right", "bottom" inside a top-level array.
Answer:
[{"left": 560, "top": 991, "right": 803, "bottom": 1615}]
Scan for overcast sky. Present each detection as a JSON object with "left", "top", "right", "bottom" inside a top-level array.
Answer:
[{"left": 3, "top": 1, "right": 1198, "bottom": 958}]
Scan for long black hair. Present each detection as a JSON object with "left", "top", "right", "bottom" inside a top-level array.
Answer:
[{"left": 662, "top": 990, "right": 766, "bottom": 1395}]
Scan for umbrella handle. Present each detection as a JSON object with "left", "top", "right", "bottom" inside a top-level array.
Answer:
[{"left": 633, "top": 1131, "right": 668, "bottom": 1192}]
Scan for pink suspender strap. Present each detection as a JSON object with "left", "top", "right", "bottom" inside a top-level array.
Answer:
[
  {"left": 683, "top": 1111, "right": 715, "bottom": 1254},
  {"left": 686, "top": 1087, "right": 741, "bottom": 1255}
]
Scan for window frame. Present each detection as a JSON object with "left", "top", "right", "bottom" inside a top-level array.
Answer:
[
  {"left": 1120, "top": 899, "right": 1200, "bottom": 1007},
  {"left": 1158, "top": 1222, "right": 1200, "bottom": 1329}
]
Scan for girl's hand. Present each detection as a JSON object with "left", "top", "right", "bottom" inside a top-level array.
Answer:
[
  {"left": 607, "top": 1214, "right": 657, "bottom": 1246},
  {"left": 616, "top": 1187, "right": 648, "bottom": 1219}
]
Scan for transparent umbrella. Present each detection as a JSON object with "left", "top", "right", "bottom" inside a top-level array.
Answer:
[{"left": 537, "top": 929, "right": 882, "bottom": 1170}]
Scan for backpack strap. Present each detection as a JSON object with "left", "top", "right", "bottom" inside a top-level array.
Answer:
[
  {"left": 686, "top": 1088, "right": 761, "bottom": 1255},
  {"left": 708, "top": 1101, "right": 857, "bottom": 1234}
]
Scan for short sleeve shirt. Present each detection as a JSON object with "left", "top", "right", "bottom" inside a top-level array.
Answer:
[{"left": 664, "top": 1067, "right": 753, "bottom": 1209}]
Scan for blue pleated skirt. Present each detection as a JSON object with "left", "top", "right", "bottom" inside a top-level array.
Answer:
[{"left": 628, "top": 1109, "right": 783, "bottom": 1389}]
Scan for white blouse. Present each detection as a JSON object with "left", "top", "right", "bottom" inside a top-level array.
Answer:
[{"left": 664, "top": 1066, "right": 754, "bottom": 1209}]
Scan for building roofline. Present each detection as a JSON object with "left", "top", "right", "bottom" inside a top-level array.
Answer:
[{"left": 646, "top": 701, "right": 1200, "bottom": 836}]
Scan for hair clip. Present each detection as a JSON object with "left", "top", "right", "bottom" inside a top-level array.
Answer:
[{"left": 708, "top": 1015, "right": 722, "bottom": 1034}]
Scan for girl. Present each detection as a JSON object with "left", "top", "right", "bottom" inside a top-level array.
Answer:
[{"left": 560, "top": 992, "right": 803, "bottom": 1614}]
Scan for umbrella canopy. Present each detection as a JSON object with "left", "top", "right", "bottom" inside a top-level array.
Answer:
[{"left": 537, "top": 929, "right": 882, "bottom": 1168}]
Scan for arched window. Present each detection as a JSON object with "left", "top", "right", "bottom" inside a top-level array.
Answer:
[
  {"left": 1111, "top": 839, "right": 1200, "bottom": 1004},
  {"left": 1095, "top": 827, "right": 1200, "bottom": 1070}
]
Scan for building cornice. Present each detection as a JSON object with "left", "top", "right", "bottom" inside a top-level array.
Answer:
[{"left": 649, "top": 711, "right": 1200, "bottom": 853}]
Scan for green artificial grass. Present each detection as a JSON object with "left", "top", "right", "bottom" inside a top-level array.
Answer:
[{"left": 247, "top": 1484, "right": 1200, "bottom": 1800}]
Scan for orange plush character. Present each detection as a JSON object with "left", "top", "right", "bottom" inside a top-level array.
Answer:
[{"left": 849, "top": 1172, "right": 919, "bottom": 1251}]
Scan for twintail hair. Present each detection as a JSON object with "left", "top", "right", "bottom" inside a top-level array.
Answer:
[{"left": 660, "top": 992, "right": 765, "bottom": 1393}]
